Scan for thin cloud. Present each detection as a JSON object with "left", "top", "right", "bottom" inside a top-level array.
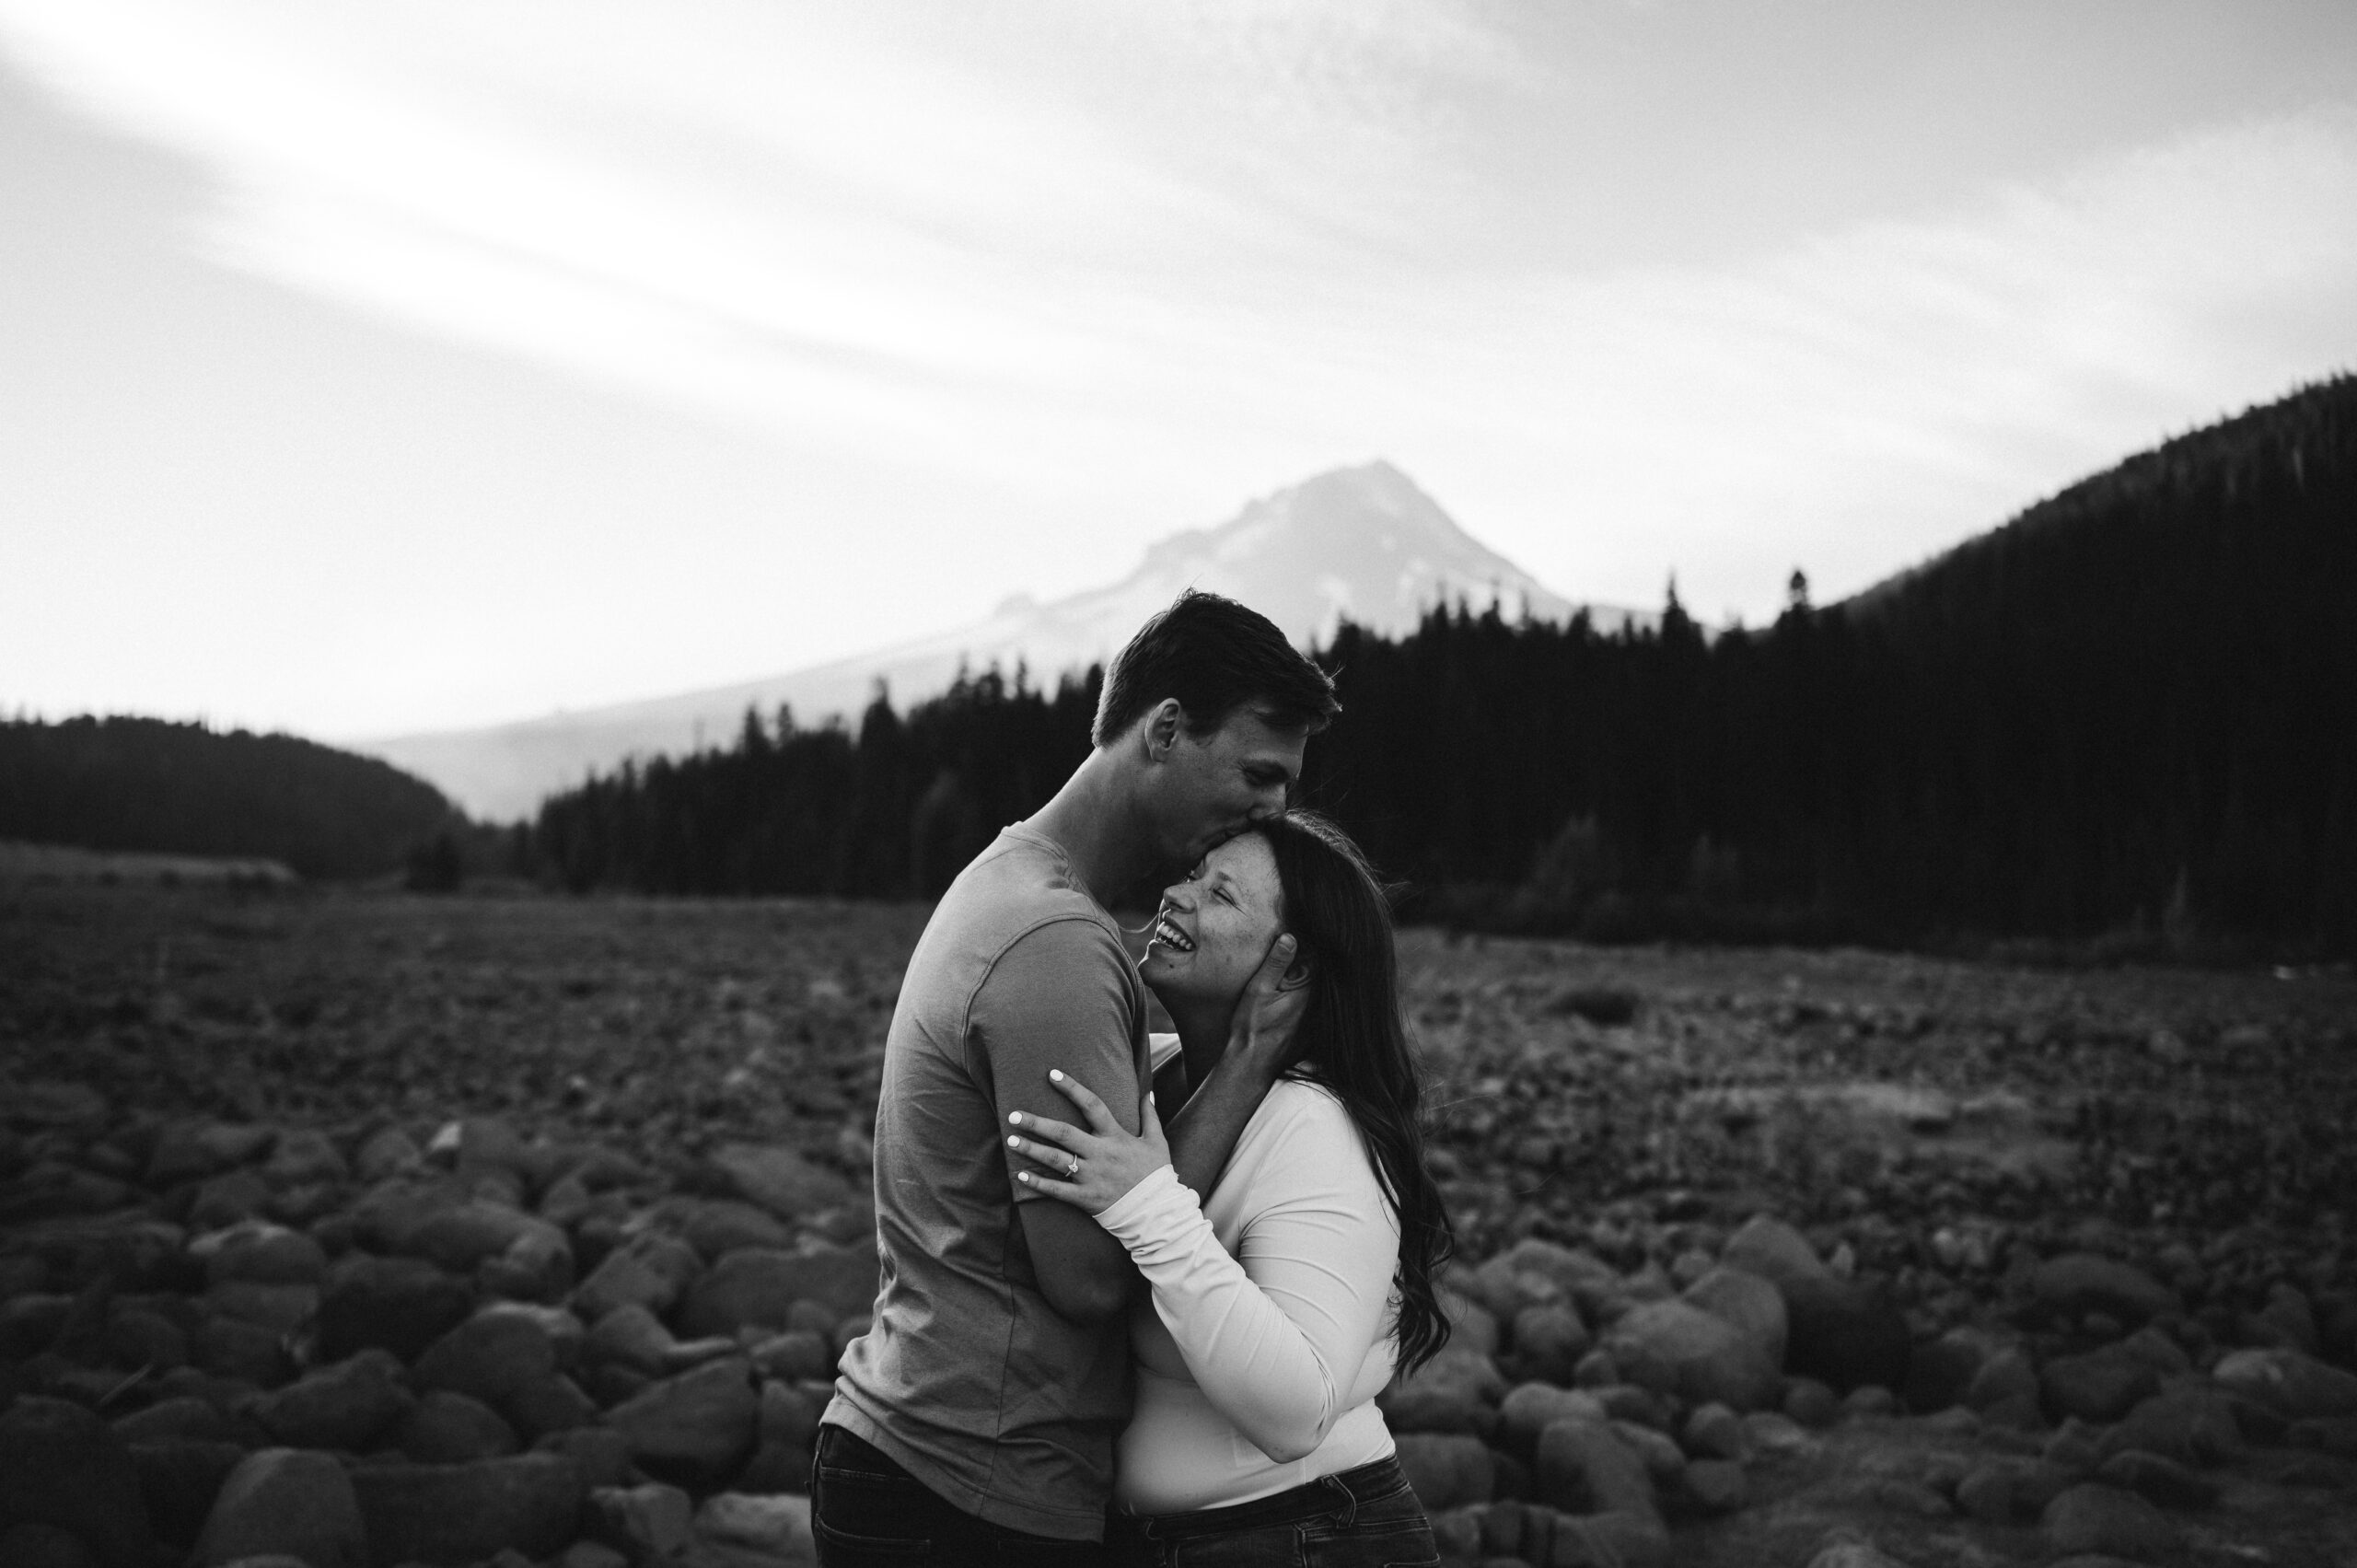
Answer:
[{"left": 0, "top": 1, "right": 2352, "bottom": 732}]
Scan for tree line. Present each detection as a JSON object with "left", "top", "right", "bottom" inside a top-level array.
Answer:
[
  {"left": 528, "top": 375, "right": 2355, "bottom": 955},
  {"left": 0, "top": 715, "right": 467, "bottom": 881}
]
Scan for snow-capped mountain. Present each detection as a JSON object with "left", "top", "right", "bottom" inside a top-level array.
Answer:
[{"left": 364, "top": 461, "right": 1638, "bottom": 820}]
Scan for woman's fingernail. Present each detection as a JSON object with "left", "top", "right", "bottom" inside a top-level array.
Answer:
[
  {"left": 1049, "top": 1069, "right": 1064, "bottom": 1082},
  {"left": 1008, "top": 1112, "right": 1022, "bottom": 1124},
  {"left": 1017, "top": 1172, "right": 1030, "bottom": 1184},
  {"left": 1007, "top": 1135, "right": 1020, "bottom": 1147}
]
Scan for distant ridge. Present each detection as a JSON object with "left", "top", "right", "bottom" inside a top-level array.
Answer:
[
  {"left": 366, "top": 461, "right": 1639, "bottom": 820},
  {"left": 0, "top": 715, "right": 458, "bottom": 879}
]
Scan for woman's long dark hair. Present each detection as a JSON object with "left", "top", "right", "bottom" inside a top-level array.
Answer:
[{"left": 1253, "top": 810, "right": 1455, "bottom": 1376}]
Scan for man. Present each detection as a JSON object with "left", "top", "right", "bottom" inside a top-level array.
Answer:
[{"left": 815, "top": 590, "right": 1341, "bottom": 1564}]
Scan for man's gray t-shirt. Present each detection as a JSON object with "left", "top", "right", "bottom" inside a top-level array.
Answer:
[{"left": 825, "top": 824, "right": 1149, "bottom": 1541}]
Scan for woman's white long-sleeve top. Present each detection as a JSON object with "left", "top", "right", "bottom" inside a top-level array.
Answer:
[{"left": 1096, "top": 1074, "right": 1400, "bottom": 1515}]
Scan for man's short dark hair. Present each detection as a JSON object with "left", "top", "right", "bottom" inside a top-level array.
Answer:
[{"left": 1092, "top": 589, "right": 1340, "bottom": 747}]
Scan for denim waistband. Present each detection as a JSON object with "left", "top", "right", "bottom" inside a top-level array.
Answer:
[{"left": 1114, "top": 1456, "right": 1411, "bottom": 1541}]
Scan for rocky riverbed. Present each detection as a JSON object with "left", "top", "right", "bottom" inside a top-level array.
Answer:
[{"left": 2, "top": 884, "right": 2353, "bottom": 1568}]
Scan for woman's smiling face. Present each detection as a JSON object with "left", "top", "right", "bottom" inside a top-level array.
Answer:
[{"left": 1140, "top": 831, "right": 1284, "bottom": 1006}]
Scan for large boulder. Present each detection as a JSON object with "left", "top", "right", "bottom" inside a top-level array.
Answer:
[
  {"left": 585, "top": 1305, "right": 686, "bottom": 1376},
  {"left": 707, "top": 1145, "right": 851, "bottom": 1222},
  {"left": 414, "top": 1304, "right": 580, "bottom": 1410},
  {"left": 1531, "top": 1417, "right": 1660, "bottom": 1522},
  {"left": 2118, "top": 1324, "right": 2191, "bottom": 1377},
  {"left": 348, "top": 1454, "right": 586, "bottom": 1567},
  {"left": 149, "top": 1122, "right": 273, "bottom": 1186},
  {"left": 445, "top": 1117, "right": 537, "bottom": 1187},
  {"left": 316, "top": 1256, "right": 474, "bottom": 1364},
  {"left": 0, "top": 1398, "right": 154, "bottom": 1568},
  {"left": 396, "top": 1392, "right": 520, "bottom": 1464},
  {"left": 402, "top": 1203, "right": 567, "bottom": 1276},
  {"left": 1681, "top": 1458, "right": 1747, "bottom": 1515},
  {"left": 2030, "top": 1254, "right": 2179, "bottom": 1328},
  {"left": 605, "top": 1358, "right": 761, "bottom": 1483},
  {"left": 112, "top": 1398, "right": 230, "bottom": 1446},
  {"left": 1720, "top": 1216, "right": 1829, "bottom": 1292},
  {"left": 538, "top": 1431, "right": 633, "bottom": 1496},
  {"left": 1376, "top": 1344, "right": 1505, "bottom": 1437},
  {"left": 1498, "top": 1384, "right": 1608, "bottom": 1454},
  {"left": 193, "top": 1450, "right": 365, "bottom": 1568},
  {"left": 1491, "top": 1240, "right": 1627, "bottom": 1317},
  {"left": 353, "top": 1128, "right": 423, "bottom": 1184},
  {"left": 1507, "top": 1304, "right": 1591, "bottom": 1386},
  {"left": 2101, "top": 1388, "right": 2247, "bottom": 1467},
  {"left": 203, "top": 1226, "right": 330, "bottom": 1289},
  {"left": 1904, "top": 1327, "right": 2006, "bottom": 1414},
  {"left": 204, "top": 1281, "right": 319, "bottom": 1336},
  {"left": 676, "top": 1245, "right": 877, "bottom": 1339},
  {"left": 248, "top": 1350, "right": 416, "bottom": 1452},
  {"left": 482, "top": 1226, "right": 575, "bottom": 1303},
  {"left": 749, "top": 1330, "right": 835, "bottom": 1384},
  {"left": 1391, "top": 1434, "right": 1494, "bottom": 1512},
  {"left": 1782, "top": 1275, "right": 1910, "bottom": 1396},
  {"left": 2041, "top": 1482, "right": 2178, "bottom": 1560},
  {"left": 1963, "top": 1346, "right": 2041, "bottom": 1412},
  {"left": 190, "top": 1315, "right": 286, "bottom": 1386},
  {"left": 1554, "top": 1511, "right": 1672, "bottom": 1568},
  {"left": 125, "top": 1439, "right": 246, "bottom": 1552},
  {"left": 572, "top": 1235, "right": 701, "bottom": 1323},
  {"left": 2211, "top": 1347, "right": 2357, "bottom": 1421},
  {"left": 1436, "top": 1287, "right": 1500, "bottom": 1360},
  {"left": 1679, "top": 1403, "right": 1751, "bottom": 1464},
  {"left": 738, "top": 1383, "right": 821, "bottom": 1494},
  {"left": 2096, "top": 1450, "right": 2218, "bottom": 1509},
  {"left": 678, "top": 1202, "right": 795, "bottom": 1261},
  {"left": 1681, "top": 1267, "right": 1787, "bottom": 1373},
  {"left": 1601, "top": 1300, "right": 1780, "bottom": 1412},
  {"left": 586, "top": 1483, "right": 695, "bottom": 1564},
  {"left": 264, "top": 1131, "right": 351, "bottom": 1189},
  {"left": 692, "top": 1493, "right": 816, "bottom": 1568},
  {"left": 506, "top": 1374, "right": 602, "bottom": 1442},
  {"left": 2040, "top": 1346, "right": 2162, "bottom": 1424}
]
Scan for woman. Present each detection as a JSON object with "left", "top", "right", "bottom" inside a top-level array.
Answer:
[{"left": 1007, "top": 810, "right": 1454, "bottom": 1566}]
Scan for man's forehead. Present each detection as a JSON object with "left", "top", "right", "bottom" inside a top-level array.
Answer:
[{"left": 1213, "top": 705, "right": 1312, "bottom": 753}]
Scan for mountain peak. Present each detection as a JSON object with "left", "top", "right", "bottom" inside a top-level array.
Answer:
[
  {"left": 1152, "top": 458, "right": 1575, "bottom": 638},
  {"left": 365, "top": 462, "right": 1639, "bottom": 819}
]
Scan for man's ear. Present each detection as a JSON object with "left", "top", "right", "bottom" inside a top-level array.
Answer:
[
  {"left": 1280, "top": 953, "right": 1313, "bottom": 991},
  {"left": 1142, "top": 698, "right": 1187, "bottom": 760}
]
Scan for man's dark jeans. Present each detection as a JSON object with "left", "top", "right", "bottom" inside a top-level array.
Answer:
[{"left": 810, "top": 1423, "right": 1107, "bottom": 1567}]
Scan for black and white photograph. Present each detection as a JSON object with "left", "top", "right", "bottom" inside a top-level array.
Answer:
[{"left": 3, "top": 5, "right": 2354, "bottom": 1565}]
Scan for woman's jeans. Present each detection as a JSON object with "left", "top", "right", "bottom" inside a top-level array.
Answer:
[
  {"left": 1105, "top": 1456, "right": 1441, "bottom": 1568},
  {"left": 810, "top": 1423, "right": 1108, "bottom": 1566}
]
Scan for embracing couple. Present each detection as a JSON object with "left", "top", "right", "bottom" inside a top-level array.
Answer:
[{"left": 814, "top": 590, "right": 1455, "bottom": 1566}]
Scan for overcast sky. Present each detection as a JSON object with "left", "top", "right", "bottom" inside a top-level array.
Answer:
[{"left": 5, "top": 0, "right": 2354, "bottom": 739}]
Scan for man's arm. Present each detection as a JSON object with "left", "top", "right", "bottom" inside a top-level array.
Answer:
[
  {"left": 1163, "top": 934, "right": 1306, "bottom": 1195},
  {"left": 981, "top": 920, "right": 1151, "bottom": 1325},
  {"left": 1016, "top": 1201, "right": 1133, "bottom": 1322}
]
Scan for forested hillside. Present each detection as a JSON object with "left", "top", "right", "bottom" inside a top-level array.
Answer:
[
  {"left": 528, "top": 376, "right": 2355, "bottom": 952},
  {"left": 0, "top": 715, "right": 466, "bottom": 880}
]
